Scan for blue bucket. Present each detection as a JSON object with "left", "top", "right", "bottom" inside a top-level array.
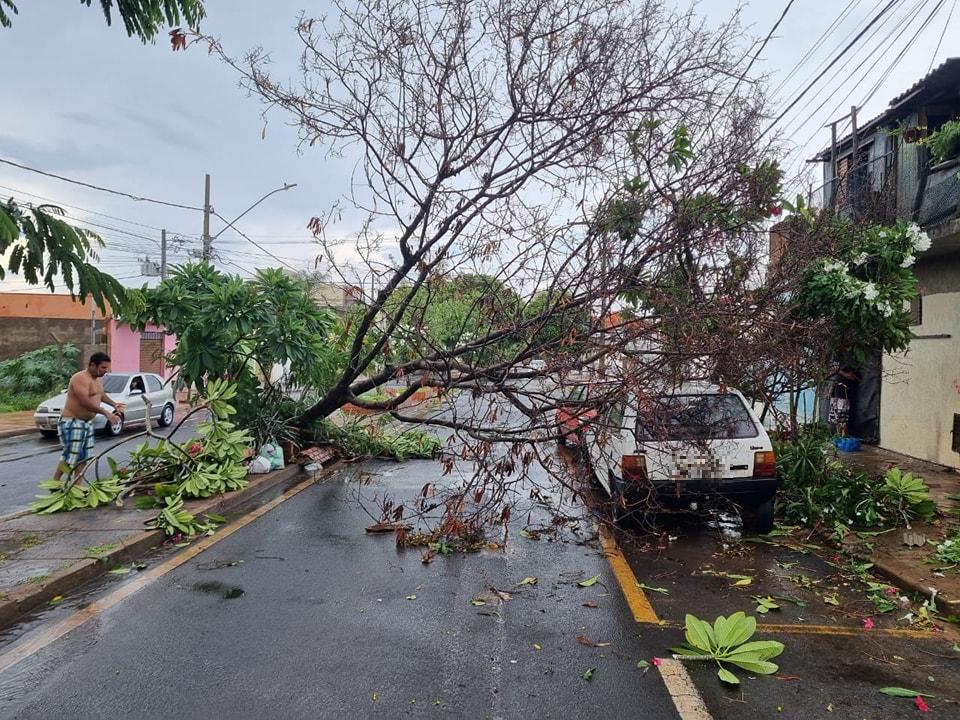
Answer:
[{"left": 833, "top": 436, "right": 861, "bottom": 452}]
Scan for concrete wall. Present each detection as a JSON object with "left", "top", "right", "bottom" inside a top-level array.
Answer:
[
  {"left": 880, "top": 252, "right": 960, "bottom": 469},
  {"left": 0, "top": 293, "right": 109, "bottom": 361},
  {"left": 0, "top": 318, "right": 107, "bottom": 362}
]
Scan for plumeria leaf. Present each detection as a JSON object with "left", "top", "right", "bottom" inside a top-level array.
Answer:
[
  {"left": 577, "top": 575, "right": 600, "bottom": 587},
  {"left": 717, "top": 666, "right": 740, "bottom": 685},
  {"left": 879, "top": 687, "right": 935, "bottom": 698}
]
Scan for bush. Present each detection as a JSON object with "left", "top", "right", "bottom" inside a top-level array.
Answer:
[
  {"left": 775, "top": 426, "right": 934, "bottom": 528},
  {"left": 0, "top": 344, "right": 80, "bottom": 395},
  {"left": 307, "top": 418, "right": 439, "bottom": 461},
  {"left": 927, "top": 120, "right": 960, "bottom": 164},
  {"left": 0, "top": 388, "right": 48, "bottom": 413}
]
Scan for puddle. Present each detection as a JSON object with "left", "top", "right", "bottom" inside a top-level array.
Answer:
[{"left": 191, "top": 580, "right": 245, "bottom": 600}]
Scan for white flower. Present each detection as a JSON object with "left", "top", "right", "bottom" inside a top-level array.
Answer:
[
  {"left": 913, "top": 231, "right": 932, "bottom": 253},
  {"left": 901, "top": 253, "right": 915, "bottom": 267},
  {"left": 862, "top": 282, "right": 879, "bottom": 301},
  {"left": 852, "top": 252, "right": 869, "bottom": 266},
  {"left": 879, "top": 301, "right": 893, "bottom": 318},
  {"left": 822, "top": 259, "right": 847, "bottom": 274}
]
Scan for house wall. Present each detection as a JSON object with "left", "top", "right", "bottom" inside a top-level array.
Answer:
[
  {"left": 880, "top": 252, "right": 960, "bottom": 469},
  {"left": 106, "top": 321, "right": 177, "bottom": 379},
  {"left": 0, "top": 293, "right": 109, "bottom": 360},
  {"left": 895, "top": 111, "right": 925, "bottom": 217}
]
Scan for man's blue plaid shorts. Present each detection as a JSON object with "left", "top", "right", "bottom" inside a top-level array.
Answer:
[{"left": 58, "top": 418, "right": 95, "bottom": 467}]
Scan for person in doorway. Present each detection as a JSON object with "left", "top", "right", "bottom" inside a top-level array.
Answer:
[
  {"left": 53, "top": 352, "right": 125, "bottom": 488},
  {"left": 828, "top": 363, "right": 859, "bottom": 437}
]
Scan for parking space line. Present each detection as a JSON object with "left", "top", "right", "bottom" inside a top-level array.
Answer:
[
  {"left": 599, "top": 525, "right": 713, "bottom": 720},
  {"left": 755, "top": 623, "right": 930, "bottom": 638},
  {"left": 598, "top": 525, "right": 659, "bottom": 624},
  {"left": 0, "top": 474, "right": 320, "bottom": 676}
]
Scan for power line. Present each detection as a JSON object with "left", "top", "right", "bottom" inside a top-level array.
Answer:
[
  {"left": 0, "top": 183, "right": 200, "bottom": 238},
  {"left": 856, "top": 0, "right": 949, "bottom": 109},
  {"left": 770, "top": 0, "right": 864, "bottom": 100},
  {"left": 762, "top": 0, "right": 903, "bottom": 136},
  {"left": 928, "top": 0, "right": 958, "bottom": 71},
  {"left": 0, "top": 156, "right": 204, "bottom": 212},
  {"left": 781, "top": 0, "right": 929, "bottom": 143},
  {"left": 212, "top": 211, "right": 304, "bottom": 274}
]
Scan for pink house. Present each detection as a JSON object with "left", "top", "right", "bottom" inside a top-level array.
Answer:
[{"left": 106, "top": 320, "right": 177, "bottom": 380}]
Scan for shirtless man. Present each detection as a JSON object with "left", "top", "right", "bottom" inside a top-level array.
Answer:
[{"left": 53, "top": 352, "right": 125, "bottom": 487}]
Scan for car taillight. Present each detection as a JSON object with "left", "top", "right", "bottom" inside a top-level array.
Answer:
[
  {"left": 622, "top": 454, "right": 647, "bottom": 482},
  {"left": 753, "top": 451, "right": 776, "bottom": 478}
]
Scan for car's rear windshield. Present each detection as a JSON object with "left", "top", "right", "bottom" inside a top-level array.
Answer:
[
  {"left": 102, "top": 375, "right": 129, "bottom": 393},
  {"left": 635, "top": 394, "right": 758, "bottom": 441}
]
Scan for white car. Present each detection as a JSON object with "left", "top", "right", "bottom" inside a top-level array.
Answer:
[
  {"left": 587, "top": 383, "right": 777, "bottom": 532},
  {"left": 34, "top": 372, "right": 177, "bottom": 438}
]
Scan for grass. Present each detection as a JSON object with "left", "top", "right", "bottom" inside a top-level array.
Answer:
[
  {"left": 84, "top": 542, "right": 120, "bottom": 558},
  {"left": 0, "top": 388, "right": 48, "bottom": 413},
  {"left": 18, "top": 533, "right": 42, "bottom": 550}
]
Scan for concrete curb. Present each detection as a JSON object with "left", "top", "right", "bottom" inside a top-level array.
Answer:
[
  {"left": 0, "top": 464, "right": 307, "bottom": 631},
  {"left": 845, "top": 547, "right": 959, "bottom": 609},
  {"left": 0, "top": 427, "right": 36, "bottom": 440}
]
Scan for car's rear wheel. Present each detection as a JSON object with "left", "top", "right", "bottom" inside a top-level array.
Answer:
[
  {"left": 741, "top": 497, "right": 775, "bottom": 534},
  {"left": 106, "top": 413, "right": 125, "bottom": 437},
  {"left": 158, "top": 403, "right": 175, "bottom": 427}
]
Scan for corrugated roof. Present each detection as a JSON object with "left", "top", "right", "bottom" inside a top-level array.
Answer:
[
  {"left": 810, "top": 57, "right": 960, "bottom": 162},
  {"left": 890, "top": 57, "right": 960, "bottom": 105}
]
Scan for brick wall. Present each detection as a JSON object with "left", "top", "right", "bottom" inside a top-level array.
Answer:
[{"left": 0, "top": 318, "right": 107, "bottom": 362}]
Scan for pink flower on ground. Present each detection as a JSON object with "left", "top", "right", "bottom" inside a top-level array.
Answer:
[
  {"left": 651, "top": 657, "right": 662, "bottom": 667},
  {"left": 884, "top": 586, "right": 898, "bottom": 596},
  {"left": 862, "top": 617, "right": 874, "bottom": 630},
  {"left": 914, "top": 695, "right": 930, "bottom": 712}
]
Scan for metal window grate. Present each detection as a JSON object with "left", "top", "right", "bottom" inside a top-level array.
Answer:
[{"left": 953, "top": 413, "right": 960, "bottom": 454}]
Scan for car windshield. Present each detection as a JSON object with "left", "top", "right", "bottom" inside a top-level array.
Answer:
[
  {"left": 102, "top": 374, "right": 130, "bottom": 394},
  {"left": 635, "top": 394, "right": 758, "bottom": 441}
]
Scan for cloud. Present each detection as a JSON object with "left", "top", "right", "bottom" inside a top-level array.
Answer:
[
  {"left": 118, "top": 109, "right": 204, "bottom": 153},
  {"left": 0, "top": 134, "right": 135, "bottom": 173}
]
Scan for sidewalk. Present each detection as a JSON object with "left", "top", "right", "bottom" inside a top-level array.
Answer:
[
  {"left": 0, "top": 411, "right": 36, "bottom": 439},
  {"left": 0, "top": 402, "right": 194, "bottom": 440},
  {"left": 0, "top": 458, "right": 333, "bottom": 630},
  {"left": 836, "top": 444, "right": 960, "bottom": 609}
]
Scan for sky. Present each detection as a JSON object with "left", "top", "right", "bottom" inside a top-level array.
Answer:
[{"left": 0, "top": 0, "right": 956, "bottom": 292}]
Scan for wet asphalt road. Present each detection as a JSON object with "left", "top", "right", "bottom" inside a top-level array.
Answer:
[
  {"left": 0, "top": 421, "right": 198, "bottom": 515},
  {"left": 0, "top": 457, "right": 682, "bottom": 719},
  {"left": 0, "top": 390, "right": 958, "bottom": 719}
]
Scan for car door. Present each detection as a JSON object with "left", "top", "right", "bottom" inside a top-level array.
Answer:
[
  {"left": 144, "top": 374, "right": 166, "bottom": 420},
  {"left": 124, "top": 375, "right": 148, "bottom": 423}
]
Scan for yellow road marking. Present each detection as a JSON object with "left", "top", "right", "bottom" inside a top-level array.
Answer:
[
  {"left": 598, "top": 525, "right": 659, "bottom": 624},
  {"left": 0, "top": 474, "right": 319, "bottom": 676},
  {"left": 755, "top": 623, "right": 930, "bottom": 638},
  {"left": 598, "top": 525, "right": 711, "bottom": 720}
]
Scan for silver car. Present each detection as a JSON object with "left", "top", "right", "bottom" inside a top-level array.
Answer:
[{"left": 34, "top": 372, "right": 176, "bottom": 438}]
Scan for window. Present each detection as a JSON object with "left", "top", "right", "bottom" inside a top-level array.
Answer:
[
  {"left": 635, "top": 394, "right": 759, "bottom": 441},
  {"left": 102, "top": 375, "right": 130, "bottom": 393},
  {"left": 909, "top": 293, "right": 922, "bottom": 326},
  {"left": 146, "top": 375, "right": 162, "bottom": 392}
]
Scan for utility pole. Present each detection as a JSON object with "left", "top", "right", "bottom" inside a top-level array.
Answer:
[
  {"left": 160, "top": 228, "right": 168, "bottom": 280},
  {"left": 829, "top": 120, "right": 839, "bottom": 210},
  {"left": 201, "top": 173, "right": 212, "bottom": 261}
]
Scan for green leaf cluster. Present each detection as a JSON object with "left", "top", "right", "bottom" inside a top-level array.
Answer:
[
  {"left": 1, "top": 1, "right": 205, "bottom": 41},
  {"left": 0, "top": 343, "right": 80, "bottom": 394},
  {"left": 0, "top": 200, "right": 125, "bottom": 314},
  {"left": 775, "top": 426, "right": 936, "bottom": 528},
  {"left": 671, "top": 612, "right": 784, "bottom": 685}
]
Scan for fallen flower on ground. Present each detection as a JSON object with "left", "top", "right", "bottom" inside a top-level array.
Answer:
[
  {"left": 915, "top": 696, "right": 930, "bottom": 712},
  {"left": 862, "top": 617, "right": 874, "bottom": 630}
]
